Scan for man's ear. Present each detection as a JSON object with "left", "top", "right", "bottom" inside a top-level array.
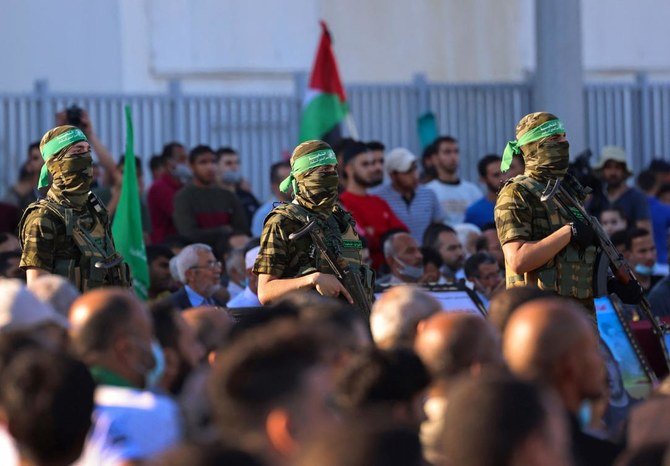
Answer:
[{"left": 265, "top": 408, "right": 296, "bottom": 457}]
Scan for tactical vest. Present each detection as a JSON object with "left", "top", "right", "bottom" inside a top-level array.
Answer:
[
  {"left": 505, "top": 175, "right": 597, "bottom": 300},
  {"left": 270, "top": 202, "right": 375, "bottom": 299},
  {"left": 19, "top": 195, "right": 130, "bottom": 292}
]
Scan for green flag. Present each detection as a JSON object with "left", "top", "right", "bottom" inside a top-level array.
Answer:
[{"left": 112, "top": 105, "right": 149, "bottom": 300}]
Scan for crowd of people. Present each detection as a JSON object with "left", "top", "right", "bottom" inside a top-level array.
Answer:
[{"left": 1, "top": 107, "right": 670, "bottom": 465}]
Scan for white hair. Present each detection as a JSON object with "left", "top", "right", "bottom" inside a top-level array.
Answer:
[
  {"left": 175, "top": 243, "right": 213, "bottom": 283},
  {"left": 27, "top": 274, "right": 80, "bottom": 317},
  {"left": 454, "top": 223, "right": 482, "bottom": 256},
  {"left": 383, "top": 231, "right": 412, "bottom": 260},
  {"left": 370, "top": 285, "right": 441, "bottom": 349}
]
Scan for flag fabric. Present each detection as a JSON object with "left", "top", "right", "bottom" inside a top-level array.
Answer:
[
  {"left": 299, "top": 21, "right": 349, "bottom": 142},
  {"left": 112, "top": 105, "right": 149, "bottom": 300}
]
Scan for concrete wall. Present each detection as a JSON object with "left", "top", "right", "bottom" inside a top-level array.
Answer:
[{"left": 1, "top": 0, "right": 669, "bottom": 94}]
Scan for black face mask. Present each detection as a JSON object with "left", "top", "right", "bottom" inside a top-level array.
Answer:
[
  {"left": 524, "top": 140, "right": 570, "bottom": 181},
  {"left": 294, "top": 171, "right": 339, "bottom": 216}
]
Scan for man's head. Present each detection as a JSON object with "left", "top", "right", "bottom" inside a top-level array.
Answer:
[
  {"left": 478, "top": 154, "right": 503, "bottom": 195},
  {"left": 270, "top": 161, "right": 292, "bottom": 201},
  {"left": 335, "top": 347, "right": 430, "bottom": 429},
  {"left": 244, "top": 245, "right": 261, "bottom": 295},
  {"left": 442, "top": 375, "right": 570, "bottom": 466},
  {"left": 433, "top": 136, "right": 460, "bottom": 177},
  {"left": 0, "top": 348, "right": 95, "bottom": 466},
  {"left": 476, "top": 223, "right": 505, "bottom": 269},
  {"left": 27, "top": 274, "right": 80, "bottom": 317},
  {"left": 189, "top": 145, "right": 218, "bottom": 185},
  {"left": 487, "top": 286, "right": 554, "bottom": 333},
  {"left": 366, "top": 141, "right": 386, "bottom": 187},
  {"left": 420, "top": 246, "right": 443, "bottom": 283},
  {"left": 69, "top": 288, "right": 155, "bottom": 389},
  {"left": 282, "top": 140, "right": 339, "bottom": 217},
  {"left": 626, "top": 228, "right": 657, "bottom": 275},
  {"left": 464, "top": 252, "right": 501, "bottom": 299},
  {"left": 370, "top": 286, "right": 441, "bottom": 349},
  {"left": 637, "top": 169, "right": 658, "bottom": 196},
  {"left": 508, "top": 112, "right": 568, "bottom": 181},
  {"left": 182, "top": 306, "right": 233, "bottom": 363},
  {"left": 383, "top": 232, "right": 424, "bottom": 283},
  {"left": 146, "top": 245, "right": 175, "bottom": 296},
  {"left": 503, "top": 297, "right": 605, "bottom": 412},
  {"left": 385, "top": 147, "right": 419, "bottom": 194},
  {"left": 26, "top": 141, "right": 43, "bottom": 174},
  {"left": 162, "top": 142, "right": 189, "bottom": 181},
  {"left": 343, "top": 141, "right": 376, "bottom": 190},
  {"left": 175, "top": 244, "right": 222, "bottom": 298},
  {"left": 599, "top": 207, "right": 628, "bottom": 237},
  {"left": 208, "top": 320, "right": 338, "bottom": 461},
  {"left": 217, "top": 147, "right": 243, "bottom": 186},
  {"left": 150, "top": 302, "right": 205, "bottom": 394},
  {"left": 39, "top": 126, "right": 92, "bottom": 204},
  {"left": 149, "top": 154, "right": 166, "bottom": 180},
  {"left": 423, "top": 223, "right": 465, "bottom": 273},
  {"left": 414, "top": 312, "right": 502, "bottom": 387},
  {"left": 596, "top": 146, "right": 632, "bottom": 188}
]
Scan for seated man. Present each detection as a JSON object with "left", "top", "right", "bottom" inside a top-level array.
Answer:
[
  {"left": 170, "top": 244, "right": 227, "bottom": 310},
  {"left": 378, "top": 232, "right": 426, "bottom": 285},
  {"left": 227, "top": 246, "right": 262, "bottom": 308},
  {"left": 463, "top": 252, "right": 503, "bottom": 309}
]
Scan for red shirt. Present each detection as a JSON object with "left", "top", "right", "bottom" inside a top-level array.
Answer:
[
  {"left": 147, "top": 173, "right": 183, "bottom": 244},
  {"left": 339, "top": 191, "right": 408, "bottom": 270}
]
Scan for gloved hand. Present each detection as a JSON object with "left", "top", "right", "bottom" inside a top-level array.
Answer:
[
  {"left": 607, "top": 276, "right": 644, "bottom": 305},
  {"left": 569, "top": 221, "right": 594, "bottom": 249}
]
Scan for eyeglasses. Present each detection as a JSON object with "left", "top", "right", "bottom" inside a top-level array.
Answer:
[{"left": 190, "top": 261, "right": 222, "bottom": 271}]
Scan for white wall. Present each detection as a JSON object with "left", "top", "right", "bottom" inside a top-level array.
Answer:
[{"left": 1, "top": 0, "right": 669, "bottom": 94}]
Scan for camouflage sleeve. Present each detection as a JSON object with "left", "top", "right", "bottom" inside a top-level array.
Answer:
[
  {"left": 252, "top": 213, "right": 294, "bottom": 277},
  {"left": 494, "top": 183, "right": 533, "bottom": 245},
  {"left": 19, "top": 209, "right": 57, "bottom": 271}
]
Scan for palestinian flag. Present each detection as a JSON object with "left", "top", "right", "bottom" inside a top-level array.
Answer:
[{"left": 299, "top": 21, "right": 349, "bottom": 142}]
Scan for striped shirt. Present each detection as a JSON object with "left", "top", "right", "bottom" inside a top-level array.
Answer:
[{"left": 371, "top": 184, "right": 446, "bottom": 243}]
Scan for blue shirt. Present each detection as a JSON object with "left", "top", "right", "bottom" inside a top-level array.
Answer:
[
  {"left": 184, "top": 285, "right": 213, "bottom": 307},
  {"left": 648, "top": 196, "right": 670, "bottom": 264},
  {"left": 251, "top": 197, "right": 279, "bottom": 238},
  {"left": 370, "top": 184, "right": 445, "bottom": 243},
  {"left": 464, "top": 196, "right": 495, "bottom": 229}
]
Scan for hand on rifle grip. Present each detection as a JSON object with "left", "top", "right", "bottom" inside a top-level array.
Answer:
[{"left": 569, "top": 221, "right": 594, "bottom": 249}]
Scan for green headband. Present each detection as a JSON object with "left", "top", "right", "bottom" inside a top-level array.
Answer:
[
  {"left": 37, "top": 128, "right": 88, "bottom": 189},
  {"left": 279, "top": 148, "right": 337, "bottom": 193},
  {"left": 501, "top": 119, "right": 565, "bottom": 172}
]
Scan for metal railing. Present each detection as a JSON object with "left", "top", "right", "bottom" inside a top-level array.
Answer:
[{"left": 1, "top": 74, "right": 669, "bottom": 200}]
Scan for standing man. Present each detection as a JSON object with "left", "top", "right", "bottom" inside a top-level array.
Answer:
[
  {"left": 464, "top": 154, "right": 503, "bottom": 229},
  {"left": 251, "top": 161, "right": 292, "bottom": 238},
  {"left": 253, "top": 140, "right": 374, "bottom": 313},
  {"left": 425, "top": 136, "right": 482, "bottom": 226},
  {"left": 217, "top": 146, "right": 260, "bottom": 227},
  {"left": 147, "top": 144, "right": 185, "bottom": 244},
  {"left": 372, "top": 147, "right": 445, "bottom": 243},
  {"left": 18, "top": 125, "right": 130, "bottom": 291},
  {"left": 366, "top": 140, "right": 386, "bottom": 188},
  {"left": 173, "top": 145, "right": 249, "bottom": 248},
  {"left": 494, "top": 112, "right": 598, "bottom": 310},
  {"left": 339, "top": 142, "right": 408, "bottom": 270}
]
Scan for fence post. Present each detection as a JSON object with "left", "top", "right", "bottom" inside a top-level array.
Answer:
[
  {"left": 636, "top": 72, "right": 651, "bottom": 169},
  {"left": 34, "top": 79, "right": 50, "bottom": 134},
  {"left": 413, "top": 73, "right": 430, "bottom": 116},
  {"left": 168, "top": 79, "right": 184, "bottom": 142}
]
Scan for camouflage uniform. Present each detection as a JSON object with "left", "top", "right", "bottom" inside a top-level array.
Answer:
[
  {"left": 253, "top": 140, "right": 374, "bottom": 310},
  {"left": 19, "top": 125, "right": 130, "bottom": 292},
  {"left": 495, "top": 112, "right": 598, "bottom": 311}
]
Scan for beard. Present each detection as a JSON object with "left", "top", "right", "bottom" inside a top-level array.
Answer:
[{"left": 353, "top": 172, "right": 375, "bottom": 188}]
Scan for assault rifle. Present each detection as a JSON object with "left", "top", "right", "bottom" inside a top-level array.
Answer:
[
  {"left": 289, "top": 219, "right": 372, "bottom": 319},
  {"left": 541, "top": 177, "right": 670, "bottom": 371}
]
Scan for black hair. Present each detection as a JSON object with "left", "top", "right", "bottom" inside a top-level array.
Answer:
[
  {"left": 189, "top": 145, "right": 216, "bottom": 164},
  {"left": 610, "top": 230, "right": 630, "bottom": 251},
  {"left": 117, "top": 155, "right": 143, "bottom": 176},
  {"left": 477, "top": 154, "right": 502, "bottom": 178},
  {"left": 150, "top": 301, "right": 180, "bottom": 350},
  {"left": 599, "top": 206, "right": 629, "bottom": 223},
  {"left": 443, "top": 375, "right": 549, "bottom": 466},
  {"left": 1, "top": 348, "right": 95, "bottom": 465},
  {"left": 366, "top": 141, "right": 386, "bottom": 152},
  {"left": 627, "top": 227, "right": 652, "bottom": 250},
  {"left": 146, "top": 245, "right": 174, "bottom": 265},
  {"left": 657, "top": 183, "right": 670, "bottom": 198},
  {"left": 422, "top": 223, "right": 456, "bottom": 250},
  {"left": 481, "top": 222, "right": 497, "bottom": 232},
  {"left": 161, "top": 141, "right": 185, "bottom": 159},
  {"left": 27, "top": 141, "right": 40, "bottom": 155},
  {"left": 421, "top": 246, "right": 443, "bottom": 269},
  {"left": 342, "top": 141, "right": 370, "bottom": 166},
  {"left": 149, "top": 154, "right": 165, "bottom": 172},
  {"left": 17, "top": 161, "right": 33, "bottom": 182},
  {"left": 335, "top": 347, "right": 430, "bottom": 411},
  {"left": 464, "top": 252, "right": 497, "bottom": 279},
  {"left": 432, "top": 135, "right": 458, "bottom": 148},
  {"left": 269, "top": 161, "right": 291, "bottom": 184},
  {"left": 216, "top": 147, "right": 238, "bottom": 157},
  {"left": 637, "top": 169, "right": 657, "bottom": 192}
]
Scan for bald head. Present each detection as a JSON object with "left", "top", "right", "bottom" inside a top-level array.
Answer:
[
  {"left": 415, "top": 313, "right": 501, "bottom": 383},
  {"left": 182, "top": 306, "right": 232, "bottom": 356},
  {"left": 503, "top": 298, "right": 604, "bottom": 410}
]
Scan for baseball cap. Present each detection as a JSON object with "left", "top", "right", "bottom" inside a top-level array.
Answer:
[
  {"left": 0, "top": 279, "right": 69, "bottom": 333},
  {"left": 385, "top": 147, "right": 417, "bottom": 174},
  {"left": 593, "top": 146, "right": 632, "bottom": 176},
  {"left": 245, "top": 246, "right": 261, "bottom": 270}
]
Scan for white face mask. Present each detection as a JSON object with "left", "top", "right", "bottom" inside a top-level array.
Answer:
[
  {"left": 394, "top": 257, "right": 424, "bottom": 281},
  {"left": 145, "top": 341, "right": 166, "bottom": 389},
  {"left": 173, "top": 163, "right": 192, "bottom": 183},
  {"left": 634, "top": 263, "right": 654, "bottom": 276}
]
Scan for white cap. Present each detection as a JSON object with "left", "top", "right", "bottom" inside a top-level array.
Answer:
[
  {"left": 0, "top": 279, "right": 69, "bottom": 333},
  {"left": 245, "top": 246, "right": 261, "bottom": 270},
  {"left": 385, "top": 147, "right": 417, "bottom": 174}
]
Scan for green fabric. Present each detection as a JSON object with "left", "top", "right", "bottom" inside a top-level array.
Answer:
[
  {"left": 38, "top": 128, "right": 87, "bottom": 189},
  {"left": 299, "top": 92, "right": 348, "bottom": 143},
  {"left": 417, "top": 112, "right": 438, "bottom": 150},
  {"left": 112, "top": 106, "right": 149, "bottom": 300},
  {"left": 501, "top": 119, "right": 565, "bottom": 172},
  {"left": 89, "top": 365, "right": 138, "bottom": 388},
  {"left": 279, "top": 148, "right": 337, "bottom": 193}
]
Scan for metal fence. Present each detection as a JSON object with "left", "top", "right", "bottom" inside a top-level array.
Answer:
[{"left": 1, "top": 75, "right": 669, "bottom": 201}]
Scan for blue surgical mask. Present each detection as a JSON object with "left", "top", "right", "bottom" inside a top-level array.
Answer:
[
  {"left": 634, "top": 264, "right": 654, "bottom": 276},
  {"left": 222, "top": 170, "right": 243, "bottom": 185},
  {"left": 577, "top": 400, "right": 592, "bottom": 429},
  {"left": 394, "top": 257, "right": 424, "bottom": 281},
  {"left": 146, "top": 341, "right": 165, "bottom": 390}
]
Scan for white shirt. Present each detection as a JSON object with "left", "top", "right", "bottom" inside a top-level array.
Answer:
[
  {"left": 227, "top": 286, "right": 261, "bottom": 308},
  {"left": 77, "top": 385, "right": 182, "bottom": 465},
  {"left": 425, "top": 179, "right": 482, "bottom": 226},
  {"left": 0, "top": 426, "right": 18, "bottom": 466}
]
